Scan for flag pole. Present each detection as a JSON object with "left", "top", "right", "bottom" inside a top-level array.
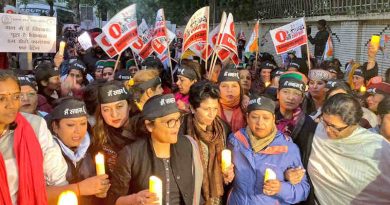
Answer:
[
  {"left": 131, "top": 49, "right": 139, "bottom": 69},
  {"left": 208, "top": 12, "right": 227, "bottom": 80},
  {"left": 205, "top": 6, "right": 210, "bottom": 74},
  {"left": 162, "top": 9, "right": 175, "bottom": 84},
  {"left": 254, "top": 20, "right": 260, "bottom": 71},
  {"left": 304, "top": 19, "right": 312, "bottom": 70},
  {"left": 114, "top": 51, "right": 122, "bottom": 72}
]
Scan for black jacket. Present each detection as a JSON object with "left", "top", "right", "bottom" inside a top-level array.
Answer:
[
  {"left": 60, "top": 146, "right": 105, "bottom": 205},
  {"left": 276, "top": 110, "right": 317, "bottom": 205},
  {"left": 308, "top": 30, "right": 329, "bottom": 57},
  {"left": 106, "top": 136, "right": 196, "bottom": 205}
]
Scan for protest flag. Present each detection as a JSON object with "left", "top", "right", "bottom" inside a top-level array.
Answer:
[
  {"left": 322, "top": 35, "right": 334, "bottom": 61},
  {"left": 245, "top": 20, "right": 259, "bottom": 68},
  {"left": 218, "top": 13, "right": 239, "bottom": 65},
  {"left": 102, "top": 4, "right": 138, "bottom": 54},
  {"left": 130, "top": 19, "right": 154, "bottom": 60},
  {"left": 181, "top": 7, "right": 210, "bottom": 63}
]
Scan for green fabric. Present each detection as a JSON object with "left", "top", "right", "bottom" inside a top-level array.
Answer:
[
  {"left": 104, "top": 60, "right": 116, "bottom": 68},
  {"left": 280, "top": 72, "right": 303, "bottom": 81},
  {"left": 126, "top": 59, "right": 136, "bottom": 69}
]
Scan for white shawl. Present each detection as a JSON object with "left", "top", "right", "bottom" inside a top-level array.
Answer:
[{"left": 308, "top": 124, "right": 390, "bottom": 205}]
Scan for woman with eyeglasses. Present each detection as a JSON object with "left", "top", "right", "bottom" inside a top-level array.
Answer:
[
  {"left": 180, "top": 81, "right": 234, "bottom": 205},
  {"left": 228, "top": 95, "right": 310, "bottom": 205},
  {"left": 92, "top": 82, "right": 136, "bottom": 175},
  {"left": 107, "top": 94, "right": 202, "bottom": 205},
  {"left": 17, "top": 75, "right": 49, "bottom": 117},
  {"left": 308, "top": 93, "right": 390, "bottom": 204}
]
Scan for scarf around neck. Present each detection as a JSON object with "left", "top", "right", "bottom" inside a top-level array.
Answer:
[
  {"left": 55, "top": 133, "right": 91, "bottom": 164},
  {"left": 276, "top": 107, "right": 303, "bottom": 138},
  {"left": 0, "top": 113, "right": 48, "bottom": 205},
  {"left": 186, "top": 114, "right": 225, "bottom": 204},
  {"left": 246, "top": 125, "right": 277, "bottom": 153},
  {"left": 219, "top": 97, "right": 246, "bottom": 132}
]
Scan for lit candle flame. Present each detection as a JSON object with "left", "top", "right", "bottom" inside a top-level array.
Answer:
[
  {"left": 221, "top": 149, "right": 232, "bottom": 173},
  {"left": 57, "top": 191, "right": 78, "bottom": 205},
  {"left": 149, "top": 176, "right": 162, "bottom": 205}
]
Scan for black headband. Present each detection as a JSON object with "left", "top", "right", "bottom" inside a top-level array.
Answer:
[
  {"left": 177, "top": 65, "right": 198, "bottom": 81},
  {"left": 135, "top": 77, "right": 161, "bottom": 91},
  {"left": 218, "top": 68, "right": 240, "bottom": 83},
  {"left": 247, "top": 95, "right": 276, "bottom": 114},
  {"left": 50, "top": 99, "right": 87, "bottom": 120},
  {"left": 142, "top": 94, "right": 179, "bottom": 120},
  {"left": 98, "top": 83, "right": 129, "bottom": 104}
]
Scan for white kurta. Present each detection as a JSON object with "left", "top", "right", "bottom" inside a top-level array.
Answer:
[
  {"left": 308, "top": 123, "right": 390, "bottom": 205},
  {"left": 0, "top": 113, "right": 68, "bottom": 204}
]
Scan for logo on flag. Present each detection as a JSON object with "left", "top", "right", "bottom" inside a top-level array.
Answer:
[
  {"left": 130, "top": 19, "right": 153, "bottom": 60},
  {"left": 94, "top": 33, "right": 118, "bottom": 58},
  {"left": 102, "top": 4, "right": 138, "bottom": 53},
  {"left": 181, "top": 6, "right": 210, "bottom": 60},
  {"left": 270, "top": 18, "right": 307, "bottom": 55}
]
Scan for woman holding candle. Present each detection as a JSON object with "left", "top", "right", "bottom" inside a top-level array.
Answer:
[
  {"left": 218, "top": 66, "right": 246, "bottom": 132},
  {"left": 180, "top": 81, "right": 234, "bottom": 205},
  {"left": 107, "top": 94, "right": 203, "bottom": 205},
  {"left": 92, "top": 81, "right": 136, "bottom": 175},
  {"left": 47, "top": 98, "right": 110, "bottom": 205},
  {"left": 227, "top": 95, "right": 310, "bottom": 205}
]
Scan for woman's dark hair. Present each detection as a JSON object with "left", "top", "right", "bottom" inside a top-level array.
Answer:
[
  {"left": 378, "top": 96, "right": 390, "bottom": 118},
  {"left": 385, "top": 68, "right": 390, "bottom": 84},
  {"left": 325, "top": 81, "right": 352, "bottom": 99},
  {"left": 83, "top": 79, "right": 106, "bottom": 115},
  {"left": 0, "top": 70, "right": 20, "bottom": 87},
  {"left": 322, "top": 93, "right": 363, "bottom": 126},
  {"left": 68, "top": 67, "right": 89, "bottom": 86},
  {"left": 189, "top": 80, "right": 220, "bottom": 109}
]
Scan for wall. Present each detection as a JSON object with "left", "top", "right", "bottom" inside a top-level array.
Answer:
[{"left": 179, "top": 13, "right": 390, "bottom": 77}]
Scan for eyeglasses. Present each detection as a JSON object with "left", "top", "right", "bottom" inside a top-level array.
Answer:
[
  {"left": 153, "top": 116, "right": 182, "bottom": 128},
  {"left": 320, "top": 116, "right": 349, "bottom": 132},
  {"left": 20, "top": 92, "right": 37, "bottom": 99},
  {"left": 0, "top": 93, "right": 21, "bottom": 104}
]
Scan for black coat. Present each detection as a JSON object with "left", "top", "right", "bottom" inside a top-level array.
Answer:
[
  {"left": 60, "top": 146, "right": 105, "bottom": 205},
  {"left": 308, "top": 30, "right": 329, "bottom": 57},
  {"left": 107, "top": 136, "right": 196, "bottom": 205}
]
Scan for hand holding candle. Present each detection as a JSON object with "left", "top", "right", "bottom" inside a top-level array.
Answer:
[
  {"left": 264, "top": 168, "right": 277, "bottom": 183},
  {"left": 59, "top": 41, "right": 66, "bottom": 56},
  {"left": 221, "top": 149, "right": 232, "bottom": 173},
  {"left": 149, "top": 176, "right": 162, "bottom": 205},
  {"left": 58, "top": 190, "right": 78, "bottom": 205},
  {"left": 95, "top": 153, "right": 106, "bottom": 198},
  {"left": 360, "top": 85, "right": 367, "bottom": 94}
]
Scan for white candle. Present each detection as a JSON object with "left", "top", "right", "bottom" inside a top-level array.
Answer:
[
  {"left": 221, "top": 149, "right": 232, "bottom": 173},
  {"left": 264, "top": 168, "right": 277, "bottom": 183},
  {"left": 57, "top": 190, "right": 78, "bottom": 205},
  {"left": 149, "top": 176, "right": 162, "bottom": 205},
  {"left": 95, "top": 152, "right": 105, "bottom": 175},
  {"left": 59, "top": 41, "right": 66, "bottom": 56},
  {"left": 95, "top": 152, "right": 107, "bottom": 198}
]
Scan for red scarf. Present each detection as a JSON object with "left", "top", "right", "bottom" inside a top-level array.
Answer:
[
  {"left": 0, "top": 113, "right": 48, "bottom": 205},
  {"left": 219, "top": 97, "right": 246, "bottom": 132}
]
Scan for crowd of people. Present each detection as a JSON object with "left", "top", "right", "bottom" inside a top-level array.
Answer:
[{"left": 0, "top": 19, "right": 390, "bottom": 205}]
